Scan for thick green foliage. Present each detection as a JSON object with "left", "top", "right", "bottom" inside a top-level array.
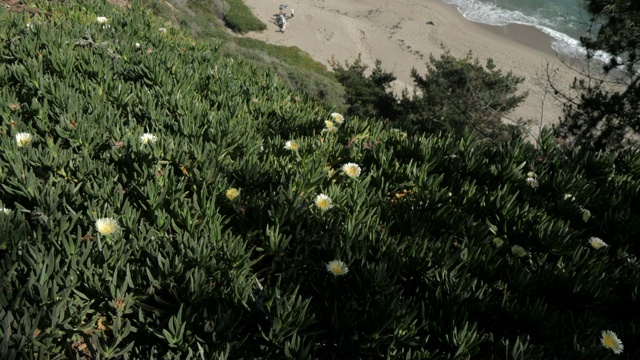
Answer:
[
  {"left": 583, "top": 0, "right": 640, "bottom": 74},
  {"left": 554, "top": 0, "right": 640, "bottom": 150},
  {"left": 332, "top": 51, "right": 529, "bottom": 142},
  {"left": 555, "top": 75, "right": 640, "bottom": 150},
  {"left": 0, "top": 1, "right": 639, "bottom": 359},
  {"left": 332, "top": 55, "right": 398, "bottom": 121},
  {"left": 222, "top": 0, "right": 266, "bottom": 34},
  {"left": 405, "top": 51, "right": 528, "bottom": 141}
]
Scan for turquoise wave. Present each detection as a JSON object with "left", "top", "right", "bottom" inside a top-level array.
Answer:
[{"left": 440, "top": 0, "right": 598, "bottom": 58}]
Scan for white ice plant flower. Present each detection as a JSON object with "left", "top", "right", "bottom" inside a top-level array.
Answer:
[
  {"left": 315, "top": 194, "right": 332, "bottom": 211},
  {"left": 341, "top": 163, "right": 362, "bottom": 178},
  {"left": 525, "top": 177, "right": 539, "bottom": 189},
  {"left": 1, "top": 207, "right": 12, "bottom": 215},
  {"left": 96, "top": 16, "right": 108, "bottom": 24},
  {"left": 601, "top": 330, "right": 624, "bottom": 354},
  {"left": 588, "top": 237, "right": 608, "bottom": 249},
  {"left": 140, "top": 133, "right": 158, "bottom": 145},
  {"left": 330, "top": 112, "right": 344, "bottom": 124},
  {"left": 15, "top": 132, "right": 33, "bottom": 147},
  {"left": 284, "top": 140, "right": 300, "bottom": 151},
  {"left": 326, "top": 260, "right": 349, "bottom": 276},
  {"left": 159, "top": 27, "right": 167, "bottom": 33},
  {"left": 322, "top": 120, "right": 337, "bottom": 133},
  {"left": 95, "top": 218, "right": 120, "bottom": 236},
  {"left": 582, "top": 208, "right": 591, "bottom": 222}
]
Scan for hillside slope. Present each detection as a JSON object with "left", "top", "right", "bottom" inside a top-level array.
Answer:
[
  {"left": 145, "top": 0, "right": 346, "bottom": 108},
  {"left": 0, "top": 1, "right": 639, "bottom": 358}
]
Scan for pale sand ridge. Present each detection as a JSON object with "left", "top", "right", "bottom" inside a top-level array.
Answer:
[{"left": 242, "top": 0, "right": 577, "bottom": 136}]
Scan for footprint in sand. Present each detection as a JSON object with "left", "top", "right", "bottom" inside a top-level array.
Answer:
[{"left": 317, "top": 27, "right": 335, "bottom": 42}]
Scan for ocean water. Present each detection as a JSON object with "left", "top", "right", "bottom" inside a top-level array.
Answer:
[{"left": 440, "top": 0, "right": 599, "bottom": 58}]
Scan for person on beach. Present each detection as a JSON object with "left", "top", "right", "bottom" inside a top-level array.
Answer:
[
  {"left": 291, "top": 9, "right": 294, "bottom": 18},
  {"left": 279, "top": 13, "right": 287, "bottom": 32}
]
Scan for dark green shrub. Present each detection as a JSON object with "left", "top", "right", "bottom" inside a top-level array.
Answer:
[
  {"left": 332, "top": 55, "right": 399, "bottom": 121},
  {"left": 333, "top": 50, "right": 530, "bottom": 142},
  {"left": 553, "top": 0, "right": 640, "bottom": 150}
]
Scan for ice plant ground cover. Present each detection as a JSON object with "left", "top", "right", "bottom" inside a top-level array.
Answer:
[{"left": 0, "top": 1, "right": 639, "bottom": 358}]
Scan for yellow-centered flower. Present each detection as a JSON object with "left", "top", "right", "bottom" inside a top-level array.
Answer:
[
  {"left": 341, "top": 163, "right": 362, "bottom": 178},
  {"left": 95, "top": 218, "right": 119, "bottom": 236},
  {"left": 15, "top": 132, "right": 33, "bottom": 147},
  {"left": 330, "top": 112, "right": 344, "bottom": 124},
  {"left": 284, "top": 140, "right": 300, "bottom": 151},
  {"left": 226, "top": 188, "right": 240, "bottom": 201},
  {"left": 601, "top": 330, "right": 623, "bottom": 354},
  {"left": 315, "top": 194, "right": 332, "bottom": 211},
  {"left": 326, "top": 260, "right": 348, "bottom": 276}
]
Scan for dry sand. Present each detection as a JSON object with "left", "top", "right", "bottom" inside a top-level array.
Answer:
[{"left": 242, "top": 0, "right": 578, "bottom": 136}]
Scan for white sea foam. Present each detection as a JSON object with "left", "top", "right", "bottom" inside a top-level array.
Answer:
[
  {"left": 442, "top": 0, "right": 535, "bottom": 27},
  {"left": 440, "top": 0, "right": 618, "bottom": 64},
  {"left": 538, "top": 25, "right": 620, "bottom": 65}
]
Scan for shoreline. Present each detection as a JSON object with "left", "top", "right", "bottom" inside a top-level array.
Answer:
[
  {"left": 481, "top": 23, "right": 555, "bottom": 57},
  {"left": 241, "top": 0, "right": 577, "bottom": 132}
]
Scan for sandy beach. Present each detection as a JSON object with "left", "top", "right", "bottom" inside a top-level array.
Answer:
[{"left": 242, "top": 0, "right": 578, "bottom": 135}]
